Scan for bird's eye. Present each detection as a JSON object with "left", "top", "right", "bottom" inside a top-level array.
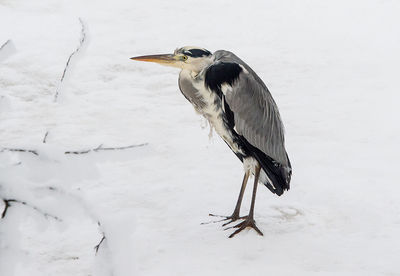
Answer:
[{"left": 182, "top": 55, "right": 188, "bottom": 61}]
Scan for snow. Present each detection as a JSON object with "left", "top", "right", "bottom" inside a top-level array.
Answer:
[{"left": 1, "top": 0, "right": 400, "bottom": 275}]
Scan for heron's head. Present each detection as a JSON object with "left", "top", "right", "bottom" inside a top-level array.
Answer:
[{"left": 131, "top": 46, "right": 213, "bottom": 73}]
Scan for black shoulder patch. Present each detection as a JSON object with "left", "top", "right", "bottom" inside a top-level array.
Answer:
[
  {"left": 183, "top": 49, "right": 212, "bottom": 58},
  {"left": 204, "top": 62, "right": 242, "bottom": 95}
]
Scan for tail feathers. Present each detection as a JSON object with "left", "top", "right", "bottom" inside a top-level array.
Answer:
[
  {"left": 230, "top": 134, "right": 292, "bottom": 196},
  {"left": 254, "top": 152, "right": 291, "bottom": 196}
]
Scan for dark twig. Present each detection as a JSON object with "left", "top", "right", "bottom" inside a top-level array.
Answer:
[
  {"left": 1, "top": 199, "right": 11, "bottom": 218},
  {"left": 54, "top": 18, "right": 87, "bottom": 102},
  {"left": 1, "top": 198, "right": 62, "bottom": 221},
  {"left": 0, "top": 143, "right": 147, "bottom": 156},
  {"left": 0, "top": 40, "right": 11, "bottom": 51},
  {"left": 65, "top": 143, "right": 148, "bottom": 155},
  {"left": 42, "top": 131, "right": 49, "bottom": 143},
  {"left": 94, "top": 235, "right": 106, "bottom": 254},
  {"left": 94, "top": 221, "right": 107, "bottom": 254},
  {"left": 0, "top": 148, "right": 38, "bottom": 155}
]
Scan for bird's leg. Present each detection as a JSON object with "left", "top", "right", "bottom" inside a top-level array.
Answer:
[
  {"left": 222, "top": 171, "right": 250, "bottom": 225},
  {"left": 227, "top": 165, "right": 263, "bottom": 238},
  {"left": 204, "top": 171, "right": 250, "bottom": 226}
]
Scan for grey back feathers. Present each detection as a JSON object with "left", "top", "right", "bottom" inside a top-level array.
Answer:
[{"left": 213, "top": 50, "right": 289, "bottom": 167}]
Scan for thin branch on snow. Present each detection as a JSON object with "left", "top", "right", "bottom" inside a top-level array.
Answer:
[
  {"left": 64, "top": 143, "right": 148, "bottom": 155},
  {"left": 0, "top": 40, "right": 11, "bottom": 51},
  {"left": 42, "top": 131, "right": 49, "bottom": 143},
  {"left": 94, "top": 221, "right": 108, "bottom": 255},
  {"left": 1, "top": 199, "right": 11, "bottom": 219},
  {"left": 1, "top": 198, "right": 62, "bottom": 221},
  {"left": 1, "top": 131, "right": 49, "bottom": 155},
  {"left": 94, "top": 235, "right": 106, "bottom": 254},
  {"left": 0, "top": 147, "right": 39, "bottom": 155},
  {"left": 0, "top": 143, "right": 147, "bottom": 156},
  {"left": 0, "top": 39, "right": 16, "bottom": 62},
  {"left": 93, "top": 222, "right": 113, "bottom": 274},
  {"left": 53, "top": 18, "right": 87, "bottom": 102}
]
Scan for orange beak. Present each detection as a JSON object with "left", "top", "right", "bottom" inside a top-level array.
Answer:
[{"left": 130, "top": 54, "right": 178, "bottom": 66}]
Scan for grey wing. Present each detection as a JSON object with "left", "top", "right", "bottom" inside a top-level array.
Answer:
[{"left": 214, "top": 50, "right": 289, "bottom": 167}]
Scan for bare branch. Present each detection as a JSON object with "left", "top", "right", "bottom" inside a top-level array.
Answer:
[
  {"left": 0, "top": 148, "right": 38, "bottom": 155},
  {"left": 54, "top": 18, "right": 87, "bottom": 102},
  {"left": 64, "top": 143, "right": 148, "bottom": 155},
  {"left": 94, "top": 221, "right": 108, "bottom": 254},
  {"left": 1, "top": 198, "right": 62, "bottom": 221},
  {"left": 1, "top": 143, "right": 147, "bottom": 156},
  {"left": 94, "top": 235, "right": 106, "bottom": 254},
  {"left": 42, "top": 131, "right": 49, "bottom": 143},
  {"left": 0, "top": 40, "right": 11, "bottom": 51},
  {"left": 1, "top": 199, "right": 11, "bottom": 218},
  {"left": 0, "top": 40, "right": 16, "bottom": 62}
]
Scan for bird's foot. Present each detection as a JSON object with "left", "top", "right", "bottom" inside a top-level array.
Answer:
[
  {"left": 200, "top": 213, "right": 246, "bottom": 226},
  {"left": 224, "top": 217, "right": 263, "bottom": 238}
]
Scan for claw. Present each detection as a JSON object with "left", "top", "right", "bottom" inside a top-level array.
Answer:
[
  {"left": 203, "top": 213, "right": 263, "bottom": 238},
  {"left": 228, "top": 218, "right": 263, "bottom": 238}
]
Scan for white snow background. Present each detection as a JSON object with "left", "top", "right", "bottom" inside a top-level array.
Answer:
[{"left": 1, "top": 0, "right": 400, "bottom": 275}]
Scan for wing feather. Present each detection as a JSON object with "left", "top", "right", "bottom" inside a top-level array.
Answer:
[
  {"left": 210, "top": 50, "right": 289, "bottom": 167},
  {"left": 227, "top": 70, "right": 288, "bottom": 166},
  {"left": 204, "top": 50, "right": 292, "bottom": 194}
]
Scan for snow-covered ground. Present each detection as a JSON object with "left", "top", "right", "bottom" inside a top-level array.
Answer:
[{"left": 1, "top": 0, "right": 400, "bottom": 275}]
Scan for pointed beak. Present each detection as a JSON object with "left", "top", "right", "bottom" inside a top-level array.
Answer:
[{"left": 130, "top": 54, "right": 179, "bottom": 66}]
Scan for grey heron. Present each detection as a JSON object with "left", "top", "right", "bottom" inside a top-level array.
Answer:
[{"left": 131, "top": 46, "right": 292, "bottom": 238}]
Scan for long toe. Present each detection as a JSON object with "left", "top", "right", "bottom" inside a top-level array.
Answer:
[
  {"left": 228, "top": 218, "right": 264, "bottom": 238},
  {"left": 222, "top": 215, "right": 247, "bottom": 227},
  {"left": 201, "top": 213, "right": 245, "bottom": 226},
  {"left": 224, "top": 220, "right": 246, "bottom": 230}
]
